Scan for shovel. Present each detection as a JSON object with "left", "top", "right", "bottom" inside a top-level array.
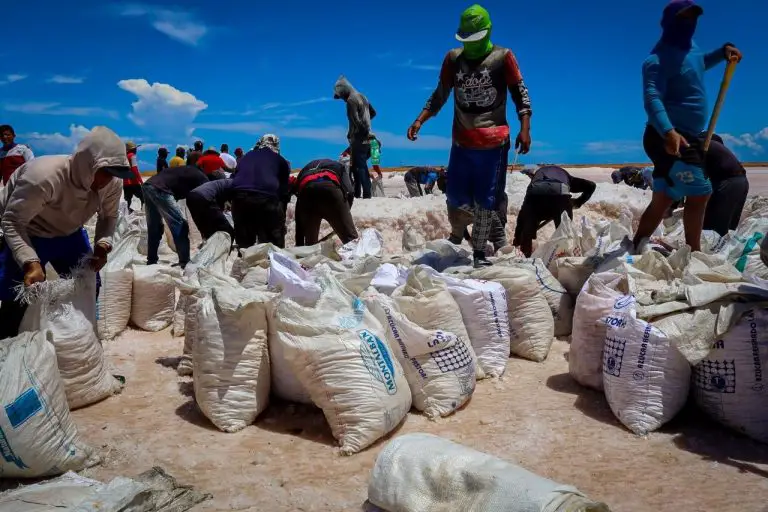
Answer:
[{"left": 703, "top": 59, "right": 738, "bottom": 152}]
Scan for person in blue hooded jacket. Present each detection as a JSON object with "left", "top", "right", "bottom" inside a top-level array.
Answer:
[{"left": 631, "top": 0, "right": 741, "bottom": 253}]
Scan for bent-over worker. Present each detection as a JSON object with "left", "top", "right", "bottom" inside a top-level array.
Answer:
[
  {"left": 404, "top": 166, "right": 441, "bottom": 197},
  {"left": 142, "top": 165, "right": 210, "bottom": 268},
  {"left": 186, "top": 178, "right": 235, "bottom": 241},
  {"left": 0, "top": 126, "right": 130, "bottom": 339},
  {"left": 294, "top": 158, "right": 357, "bottom": 246},
  {"left": 513, "top": 165, "right": 596, "bottom": 257},
  {"left": 231, "top": 134, "right": 291, "bottom": 249},
  {"left": 702, "top": 134, "right": 749, "bottom": 236}
]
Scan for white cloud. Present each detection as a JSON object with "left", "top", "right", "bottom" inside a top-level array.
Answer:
[
  {"left": 260, "top": 97, "right": 331, "bottom": 111},
  {"left": 21, "top": 124, "right": 93, "bottom": 154},
  {"left": 48, "top": 75, "right": 85, "bottom": 84},
  {"left": 401, "top": 60, "right": 441, "bottom": 72},
  {"left": 118, "top": 78, "right": 208, "bottom": 138},
  {"left": 3, "top": 102, "right": 118, "bottom": 119},
  {"left": 583, "top": 140, "right": 641, "bottom": 154},
  {"left": 119, "top": 4, "right": 209, "bottom": 46},
  {"left": 721, "top": 127, "right": 768, "bottom": 154},
  {"left": 0, "top": 74, "right": 27, "bottom": 85},
  {"left": 196, "top": 122, "right": 451, "bottom": 150}
]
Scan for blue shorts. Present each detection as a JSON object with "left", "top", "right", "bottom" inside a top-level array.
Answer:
[
  {"left": 0, "top": 228, "right": 96, "bottom": 301},
  {"left": 652, "top": 160, "right": 712, "bottom": 202},
  {"left": 447, "top": 144, "right": 509, "bottom": 210}
]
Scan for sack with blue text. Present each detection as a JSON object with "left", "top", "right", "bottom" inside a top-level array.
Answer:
[{"left": 273, "top": 267, "right": 411, "bottom": 455}]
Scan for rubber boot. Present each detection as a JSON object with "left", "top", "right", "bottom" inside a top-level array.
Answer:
[{"left": 473, "top": 250, "right": 492, "bottom": 269}]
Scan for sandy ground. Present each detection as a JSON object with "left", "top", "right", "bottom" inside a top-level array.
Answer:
[
  {"left": 5, "top": 167, "right": 768, "bottom": 510},
  {"left": 64, "top": 332, "right": 768, "bottom": 511}
]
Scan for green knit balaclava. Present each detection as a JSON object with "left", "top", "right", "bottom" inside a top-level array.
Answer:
[{"left": 457, "top": 5, "right": 493, "bottom": 60}]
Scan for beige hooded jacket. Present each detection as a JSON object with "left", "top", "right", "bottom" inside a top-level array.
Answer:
[{"left": 0, "top": 126, "right": 127, "bottom": 267}]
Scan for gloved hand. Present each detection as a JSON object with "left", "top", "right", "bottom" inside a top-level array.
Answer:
[
  {"left": 23, "top": 261, "right": 45, "bottom": 287},
  {"left": 89, "top": 242, "right": 111, "bottom": 272}
]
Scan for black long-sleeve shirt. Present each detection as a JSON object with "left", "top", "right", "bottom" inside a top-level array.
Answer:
[{"left": 528, "top": 165, "right": 596, "bottom": 208}]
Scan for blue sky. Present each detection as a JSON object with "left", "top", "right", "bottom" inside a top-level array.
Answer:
[{"left": 2, "top": 0, "right": 766, "bottom": 169}]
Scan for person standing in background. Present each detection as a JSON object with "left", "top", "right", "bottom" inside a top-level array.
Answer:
[
  {"left": 702, "top": 134, "right": 749, "bottom": 236},
  {"left": 186, "top": 140, "right": 204, "bottom": 166},
  {"left": 170, "top": 147, "right": 186, "bottom": 167},
  {"left": 334, "top": 75, "right": 377, "bottom": 199},
  {"left": 124, "top": 141, "right": 144, "bottom": 213},
  {"left": 631, "top": 0, "right": 741, "bottom": 253},
  {"left": 196, "top": 148, "right": 228, "bottom": 179},
  {"left": 407, "top": 4, "right": 533, "bottom": 268},
  {"left": 0, "top": 124, "right": 34, "bottom": 185},
  {"left": 219, "top": 143, "right": 238, "bottom": 170},
  {"left": 234, "top": 147, "right": 244, "bottom": 164},
  {"left": 369, "top": 133, "right": 384, "bottom": 196},
  {"left": 156, "top": 147, "right": 169, "bottom": 173}
]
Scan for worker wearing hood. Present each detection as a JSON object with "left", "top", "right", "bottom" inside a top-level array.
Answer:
[
  {"left": 0, "top": 126, "right": 131, "bottom": 338},
  {"left": 632, "top": 0, "right": 742, "bottom": 254},
  {"left": 406, "top": 4, "right": 533, "bottom": 268},
  {"left": 334, "top": 75, "right": 377, "bottom": 199}
]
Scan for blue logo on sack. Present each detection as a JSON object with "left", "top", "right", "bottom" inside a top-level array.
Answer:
[
  {"left": 338, "top": 297, "right": 367, "bottom": 329},
  {"left": 614, "top": 296, "right": 634, "bottom": 311},
  {"left": 359, "top": 330, "right": 398, "bottom": 395}
]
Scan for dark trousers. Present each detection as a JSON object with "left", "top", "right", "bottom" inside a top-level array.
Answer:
[
  {"left": 123, "top": 184, "right": 144, "bottom": 209},
  {"left": 231, "top": 190, "right": 286, "bottom": 249},
  {"left": 703, "top": 175, "right": 749, "bottom": 236},
  {"left": 350, "top": 140, "right": 371, "bottom": 199},
  {"left": 0, "top": 228, "right": 99, "bottom": 339},
  {"left": 295, "top": 182, "right": 358, "bottom": 246},
  {"left": 186, "top": 191, "right": 235, "bottom": 241},
  {"left": 404, "top": 173, "right": 423, "bottom": 197}
]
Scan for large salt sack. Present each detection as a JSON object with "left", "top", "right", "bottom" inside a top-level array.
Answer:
[
  {"left": 531, "top": 212, "right": 580, "bottom": 271},
  {"left": 393, "top": 266, "right": 483, "bottom": 379},
  {"left": 602, "top": 303, "right": 690, "bottom": 435},
  {"left": 171, "top": 232, "right": 232, "bottom": 338},
  {"left": 0, "top": 331, "right": 97, "bottom": 478},
  {"left": 498, "top": 258, "right": 574, "bottom": 337},
  {"left": 368, "top": 433, "right": 608, "bottom": 512},
  {"left": 472, "top": 266, "right": 555, "bottom": 362},
  {"left": 363, "top": 291, "right": 476, "bottom": 418},
  {"left": 96, "top": 230, "right": 140, "bottom": 341},
  {"left": 428, "top": 271, "right": 510, "bottom": 377},
  {"left": 550, "top": 257, "right": 596, "bottom": 297},
  {"left": 274, "top": 269, "right": 411, "bottom": 454},
  {"left": 569, "top": 272, "right": 626, "bottom": 391},
  {"left": 194, "top": 274, "right": 273, "bottom": 433},
  {"left": 693, "top": 308, "right": 768, "bottom": 443},
  {"left": 20, "top": 271, "right": 123, "bottom": 409},
  {"left": 130, "top": 264, "right": 177, "bottom": 331}
]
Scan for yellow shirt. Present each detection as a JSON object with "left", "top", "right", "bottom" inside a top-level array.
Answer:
[{"left": 169, "top": 156, "right": 185, "bottom": 167}]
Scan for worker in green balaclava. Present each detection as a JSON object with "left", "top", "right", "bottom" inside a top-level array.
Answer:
[{"left": 406, "top": 4, "right": 533, "bottom": 268}]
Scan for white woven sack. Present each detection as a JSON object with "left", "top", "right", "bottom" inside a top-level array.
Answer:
[
  {"left": 171, "top": 232, "right": 232, "bottom": 338},
  {"left": 550, "top": 257, "right": 595, "bottom": 297},
  {"left": 194, "top": 273, "right": 273, "bottom": 433},
  {"left": 96, "top": 229, "right": 141, "bottom": 341},
  {"left": 393, "top": 266, "right": 483, "bottom": 378},
  {"left": 426, "top": 271, "right": 510, "bottom": 377},
  {"left": 602, "top": 301, "right": 690, "bottom": 435},
  {"left": 363, "top": 291, "right": 476, "bottom": 418},
  {"left": 20, "top": 270, "right": 123, "bottom": 409},
  {"left": 274, "top": 269, "right": 411, "bottom": 454},
  {"left": 693, "top": 308, "right": 768, "bottom": 443},
  {"left": 531, "top": 212, "right": 581, "bottom": 271},
  {"left": 472, "top": 266, "right": 555, "bottom": 362},
  {"left": 368, "top": 433, "right": 600, "bottom": 512},
  {"left": 0, "top": 331, "right": 97, "bottom": 478},
  {"left": 499, "top": 258, "right": 574, "bottom": 337},
  {"left": 130, "top": 264, "right": 177, "bottom": 331},
  {"left": 569, "top": 272, "right": 625, "bottom": 390}
]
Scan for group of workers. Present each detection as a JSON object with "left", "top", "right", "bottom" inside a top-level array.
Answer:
[{"left": 1, "top": 1, "right": 766, "bottom": 340}]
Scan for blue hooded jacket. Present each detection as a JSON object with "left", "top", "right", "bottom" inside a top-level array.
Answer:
[{"left": 642, "top": 0, "right": 729, "bottom": 137}]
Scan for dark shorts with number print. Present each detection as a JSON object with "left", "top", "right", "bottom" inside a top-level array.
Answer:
[{"left": 643, "top": 125, "right": 712, "bottom": 201}]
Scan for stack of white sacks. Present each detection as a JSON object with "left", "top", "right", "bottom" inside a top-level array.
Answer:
[{"left": 554, "top": 199, "right": 768, "bottom": 443}]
